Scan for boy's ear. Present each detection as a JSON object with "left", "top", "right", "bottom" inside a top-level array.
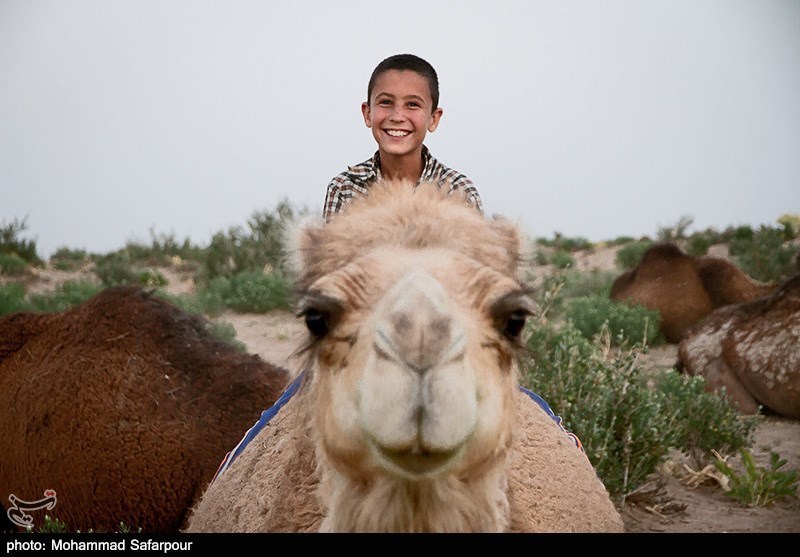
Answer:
[
  {"left": 361, "top": 102, "right": 372, "bottom": 128},
  {"left": 428, "top": 107, "right": 443, "bottom": 132}
]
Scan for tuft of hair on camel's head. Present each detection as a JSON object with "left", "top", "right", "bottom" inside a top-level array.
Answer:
[
  {"left": 292, "top": 181, "right": 533, "bottom": 531},
  {"left": 186, "top": 180, "right": 625, "bottom": 533}
]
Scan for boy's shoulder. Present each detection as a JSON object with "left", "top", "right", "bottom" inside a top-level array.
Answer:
[{"left": 328, "top": 152, "right": 380, "bottom": 189}]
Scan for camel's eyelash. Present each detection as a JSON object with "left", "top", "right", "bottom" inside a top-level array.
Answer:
[
  {"left": 295, "top": 291, "right": 344, "bottom": 340},
  {"left": 489, "top": 289, "right": 536, "bottom": 344}
]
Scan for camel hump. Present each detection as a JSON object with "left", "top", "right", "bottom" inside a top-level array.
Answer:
[{"left": 640, "top": 242, "right": 686, "bottom": 263}]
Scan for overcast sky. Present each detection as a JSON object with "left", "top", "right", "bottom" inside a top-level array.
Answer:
[{"left": 2, "top": 0, "right": 799, "bottom": 258}]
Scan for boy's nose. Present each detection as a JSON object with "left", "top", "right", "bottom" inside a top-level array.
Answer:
[{"left": 389, "top": 107, "right": 407, "bottom": 120}]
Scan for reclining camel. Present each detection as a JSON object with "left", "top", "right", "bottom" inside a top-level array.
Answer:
[
  {"left": 0, "top": 286, "right": 289, "bottom": 532},
  {"left": 677, "top": 273, "right": 800, "bottom": 418},
  {"left": 611, "top": 243, "right": 776, "bottom": 343},
  {"left": 186, "top": 181, "right": 624, "bottom": 533}
]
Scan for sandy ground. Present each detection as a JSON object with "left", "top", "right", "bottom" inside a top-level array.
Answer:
[{"left": 14, "top": 243, "right": 800, "bottom": 533}]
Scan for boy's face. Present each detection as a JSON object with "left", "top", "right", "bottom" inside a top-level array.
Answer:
[{"left": 361, "top": 70, "right": 443, "bottom": 159}]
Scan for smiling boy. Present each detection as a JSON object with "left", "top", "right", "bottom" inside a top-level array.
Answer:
[{"left": 323, "top": 54, "right": 483, "bottom": 222}]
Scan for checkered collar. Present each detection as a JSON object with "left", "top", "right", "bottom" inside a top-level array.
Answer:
[{"left": 347, "top": 145, "right": 436, "bottom": 185}]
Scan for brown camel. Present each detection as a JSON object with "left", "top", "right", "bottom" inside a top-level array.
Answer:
[
  {"left": 186, "top": 181, "right": 624, "bottom": 533},
  {"left": 677, "top": 273, "right": 800, "bottom": 418},
  {"left": 610, "top": 243, "right": 775, "bottom": 343},
  {"left": 0, "top": 286, "right": 290, "bottom": 532}
]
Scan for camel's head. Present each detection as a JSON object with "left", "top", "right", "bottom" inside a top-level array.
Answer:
[{"left": 290, "top": 181, "right": 532, "bottom": 481}]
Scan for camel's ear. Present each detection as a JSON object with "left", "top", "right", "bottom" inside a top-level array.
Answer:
[
  {"left": 488, "top": 215, "right": 525, "bottom": 279},
  {"left": 284, "top": 215, "right": 325, "bottom": 283}
]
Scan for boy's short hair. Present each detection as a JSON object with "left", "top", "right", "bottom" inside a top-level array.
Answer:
[{"left": 367, "top": 54, "right": 440, "bottom": 111}]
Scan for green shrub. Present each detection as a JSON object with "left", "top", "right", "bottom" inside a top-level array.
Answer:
[
  {"left": 655, "top": 370, "right": 756, "bottom": 468},
  {"left": 536, "top": 233, "right": 592, "bottom": 252},
  {"left": 532, "top": 270, "right": 618, "bottom": 320},
  {"left": 0, "top": 216, "right": 41, "bottom": 265},
  {"left": 208, "top": 320, "right": 247, "bottom": 352},
  {"left": 656, "top": 214, "right": 694, "bottom": 242},
  {"left": 93, "top": 254, "right": 140, "bottom": 286},
  {"left": 0, "top": 253, "right": 28, "bottom": 276},
  {"left": 560, "top": 269, "right": 617, "bottom": 300},
  {"left": 533, "top": 250, "right": 550, "bottom": 266},
  {"left": 223, "top": 271, "right": 292, "bottom": 313},
  {"left": 138, "top": 270, "right": 168, "bottom": 288},
  {"left": 686, "top": 234, "right": 712, "bottom": 257},
  {"left": 615, "top": 241, "right": 653, "bottom": 269},
  {"left": 565, "top": 295, "right": 662, "bottom": 346},
  {"left": 777, "top": 213, "right": 800, "bottom": 238},
  {"left": 50, "top": 247, "right": 89, "bottom": 271},
  {"left": 549, "top": 250, "right": 575, "bottom": 269},
  {"left": 27, "top": 280, "right": 103, "bottom": 313},
  {"left": 0, "top": 282, "right": 29, "bottom": 315},
  {"left": 117, "top": 229, "right": 205, "bottom": 267},
  {"left": 521, "top": 321, "right": 673, "bottom": 500},
  {"left": 715, "top": 449, "right": 798, "bottom": 507},
  {"left": 608, "top": 236, "right": 637, "bottom": 246},
  {"left": 199, "top": 199, "right": 303, "bottom": 282},
  {"left": 729, "top": 225, "right": 798, "bottom": 282}
]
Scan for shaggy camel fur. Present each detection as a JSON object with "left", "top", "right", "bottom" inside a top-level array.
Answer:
[
  {"left": 677, "top": 273, "right": 800, "bottom": 418},
  {"left": 0, "top": 287, "right": 289, "bottom": 532},
  {"left": 611, "top": 243, "right": 775, "bottom": 343},
  {"left": 186, "top": 181, "right": 624, "bottom": 533}
]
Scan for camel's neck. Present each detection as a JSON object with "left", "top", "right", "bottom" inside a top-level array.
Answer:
[{"left": 317, "top": 462, "right": 510, "bottom": 533}]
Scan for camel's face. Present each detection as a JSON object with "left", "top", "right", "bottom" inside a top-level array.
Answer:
[{"left": 298, "top": 247, "right": 532, "bottom": 480}]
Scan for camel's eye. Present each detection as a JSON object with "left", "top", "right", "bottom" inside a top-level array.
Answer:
[
  {"left": 297, "top": 292, "right": 343, "bottom": 340},
  {"left": 490, "top": 290, "right": 535, "bottom": 343},
  {"left": 502, "top": 310, "right": 529, "bottom": 340},
  {"left": 303, "top": 308, "right": 330, "bottom": 339}
]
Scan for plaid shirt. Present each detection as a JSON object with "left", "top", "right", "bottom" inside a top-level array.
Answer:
[{"left": 323, "top": 145, "right": 484, "bottom": 222}]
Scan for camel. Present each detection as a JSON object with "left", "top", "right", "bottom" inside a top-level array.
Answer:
[
  {"left": 186, "top": 181, "right": 624, "bottom": 533},
  {"left": 677, "top": 273, "right": 800, "bottom": 418},
  {"left": 610, "top": 243, "right": 776, "bottom": 343},
  {"left": 0, "top": 286, "right": 290, "bottom": 532}
]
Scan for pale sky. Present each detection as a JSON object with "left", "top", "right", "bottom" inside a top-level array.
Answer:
[{"left": 1, "top": 0, "right": 799, "bottom": 258}]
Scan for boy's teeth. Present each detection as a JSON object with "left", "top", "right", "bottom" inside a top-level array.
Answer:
[{"left": 387, "top": 130, "right": 409, "bottom": 136}]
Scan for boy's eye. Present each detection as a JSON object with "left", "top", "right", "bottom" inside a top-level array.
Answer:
[{"left": 378, "top": 99, "right": 392, "bottom": 106}]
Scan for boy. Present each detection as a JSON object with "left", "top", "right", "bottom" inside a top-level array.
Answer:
[{"left": 323, "top": 53, "right": 483, "bottom": 222}]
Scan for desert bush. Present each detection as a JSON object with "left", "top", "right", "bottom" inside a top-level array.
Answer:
[
  {"left": 138, "top": 270, "right": 168, "bottom": 288},
  {"left": 27, "top": 280, "right": 103, "bottom": 313},
  {"left": 565, "top": 295, "right": 663, "bottom": 346},
  {"left": 615, "top": 240, "right": 653, "bottom": 269},
  {"left": 50, "top": 247, "right": 89, "bottom": 271},
  {"left": 521, "top": 321, "right": 673, "bottom": 501},
  {"left": 200, "top": 199, "right": 303, "bottom": 282},
  {"left": 729, "top": 225, "right": 798, "bottom": 282},
  {"left": 520, "top": 319, "right": 759, "bottom": 503},
  {"left": 560, "top": 269, "right": 617, "bottom": 300},
  {"left": 656, "top": 214, "right": 694, "bottom": 242},
  {"left": 118, "top": 229, "right": 205, "bottom": 267},
  {"left": 0, "top": 282, "right": 29, "bottom": 315},
  {"left": 777, "top": 213, "right": 800, "bottom": 238},
  {"left": 715, "top": 450, "right": 799, "bottom": 507},
  {"left": 536, "top": 233, "right": 592, "bottom": 252},
  {"left": 208, "top": 320, "right": 247, "bottom": 352},
  {"left": 0, "top": 216, "right": 41, "bottom": 265},
  {"left": 608, "top": 236, "right": 637, "bottom": 246},
  {"left": 685, "top": 234, "right": 712, "bottom": 257},
  {"left": 533, "top": 250, "right": 550, "bottom": 266},
  {"left": 549, "top": 250, "right": 575, "bottom": 269},
  {"left": 0, "top": 253, "right": 28, "bottom": 276},
  {"left": 530, "top": 269, "right": 617, "bottom": 320},
  {"left": 656, "top": 370, "right": 756, "bottom": 468},
  {"left": 93, "top": 253, "right": 140, "bottom": 286},
  {"left": 222, "top": 271, "right": 292, "bottom": 313}
]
